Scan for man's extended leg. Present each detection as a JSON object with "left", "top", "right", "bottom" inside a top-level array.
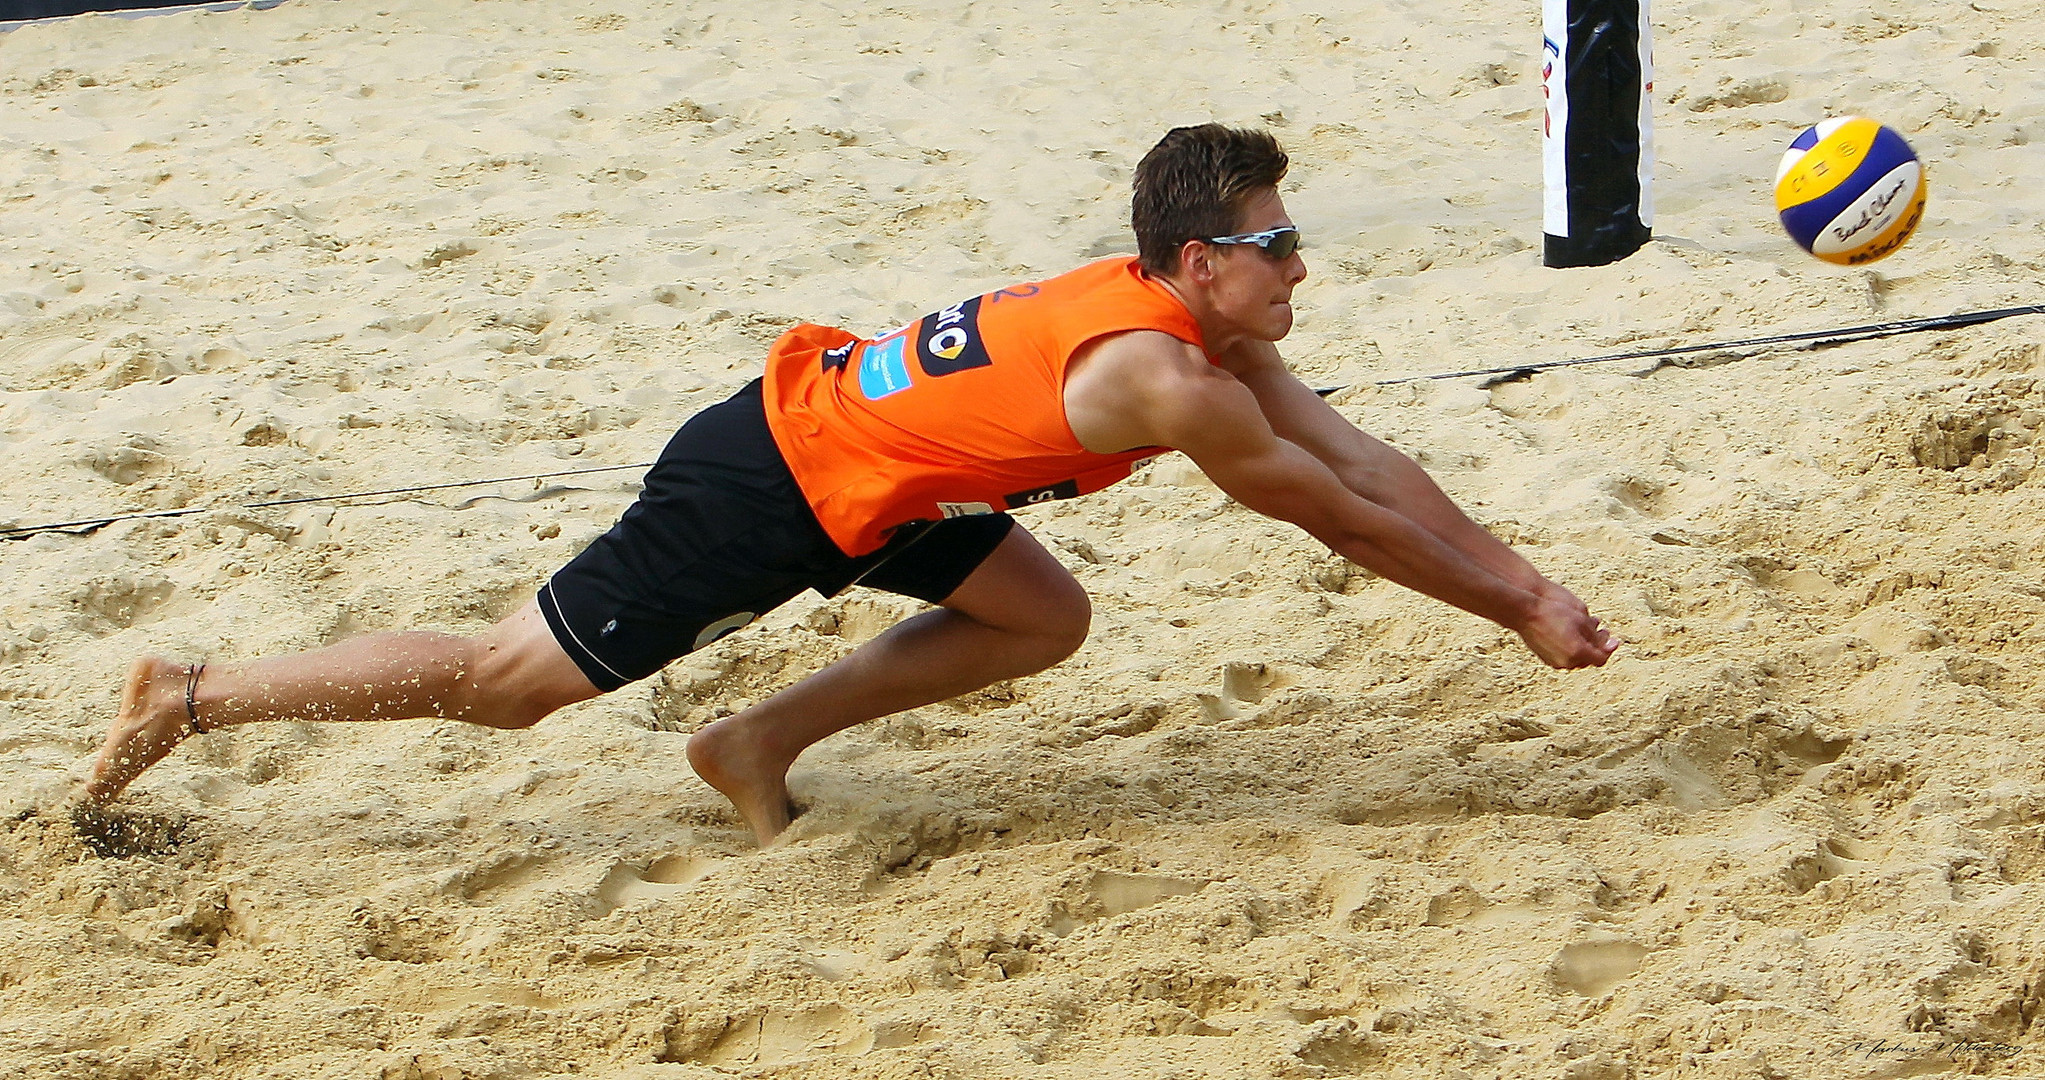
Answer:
[
  {"left": 82, "top": 600, "right": 600, "bottom": 804},
  {"left": 686, "top": 525, "right": 1089, "bottom": 846}
]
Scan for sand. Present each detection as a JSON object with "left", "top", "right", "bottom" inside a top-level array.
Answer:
[{"left": 2, "top": 0, "right": 2043, "bottom": 1076}]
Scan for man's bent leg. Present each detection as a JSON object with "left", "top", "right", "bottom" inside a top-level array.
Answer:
[
  {"left": 83, "top": 601, "right": 600, "bottom": 804},
  {"left": 686, "top": 526, "right": 1089, "bottom": 847}
]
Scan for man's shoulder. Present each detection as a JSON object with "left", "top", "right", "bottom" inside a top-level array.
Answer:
[
  {"left": 1065, "top": 330, "right": 1244, "bottom": 453},
  {"left": 1070, "top": 328, "right": 1214, "bottom": 391}
]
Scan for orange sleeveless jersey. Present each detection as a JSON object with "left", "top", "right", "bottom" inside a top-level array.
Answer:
[{"left": 761, "top": 256, "right": 1208, "bottom": 556}]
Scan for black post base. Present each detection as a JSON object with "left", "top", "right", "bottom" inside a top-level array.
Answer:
[{"left": 1543, "top": 221, "right": 1651, "bottom": 268}]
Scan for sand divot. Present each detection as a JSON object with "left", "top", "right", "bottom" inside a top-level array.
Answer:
[
  {"left": 1088, "top": 869, "right": 1206, "bottom": 917},
  {"left": 594, "top": 852, "right": 722, "bottom": 911},
  {"left": 68, "top": 803, "right": 194, "bottom": 859},
  {"left": 685, "top": 1003, "right": 870, "bottom": 1069},
  {"left": 443, "top": 848, "right": 553, "bottom": 903},
  {"left": 1550, "top": 936, "right": 1652, "bottom": 997}
]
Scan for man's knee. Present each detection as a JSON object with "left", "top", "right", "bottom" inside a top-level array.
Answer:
[
  {"left": 460, "top": 606, "right": 603, "bottom": 729},
  {"left": 452, "top": 642, "right": 552, "bottom": 729},
  {"left": 1025, "top": 579, "right": 1091, "bottom": 669},
  {"left": 1054, "top": 588, "right": 1093, "bottom": 655},
  {"left": 944, "top": 526, "right": 1092, "bottom": 672}
]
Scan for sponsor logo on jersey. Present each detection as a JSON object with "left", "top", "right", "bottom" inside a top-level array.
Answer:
[
  {"left": 1003, "top": 479, "right": 1080, "bottom": 508},
  {"left": 822, "top": 340, "right": 856, "bottom": 372},
  {"left": 916, "top": 294, "right": 993, "bottom": 377},
  {"left": 937, "top": 501, "right": 996, "bottom": 518},
  {"left": 857, "top": 333, "right": 912, "bottom": 400}
]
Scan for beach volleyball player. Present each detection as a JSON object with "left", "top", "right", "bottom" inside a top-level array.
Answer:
[{"left": 83, "top": 125, "right": 1618, "bottom": 845}]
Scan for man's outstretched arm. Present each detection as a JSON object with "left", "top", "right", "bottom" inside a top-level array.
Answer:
[
  {"left": 1104, "top": 346, "right": 1615, "bottom": 669},
  {"left": 1217, "top": 340, "right": 1581, "bottom": 608}
]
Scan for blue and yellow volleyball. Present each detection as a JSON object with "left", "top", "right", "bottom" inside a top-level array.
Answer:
[{"left": 1773, "top": 117, "right": 1926, "bottom": 265}]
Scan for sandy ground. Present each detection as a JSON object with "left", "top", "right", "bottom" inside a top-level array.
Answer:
[{"left": 2, "top": 0, "right": 2044, "bottom": 1077}]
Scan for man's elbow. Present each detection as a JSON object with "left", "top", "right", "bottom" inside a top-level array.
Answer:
[
  {"left": 1315, "top": 520, "right": 1392, "bottom": 569},
  {"left": 1243, "top": 493, "right": 1369, "bottom": 556},
  {"left": 1227, "top": 484, "right": 1320, "bottom": 534}
]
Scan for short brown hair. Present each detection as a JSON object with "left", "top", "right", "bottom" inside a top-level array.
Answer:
[{"left": 1132, "top": 124, "right": 1290, "bottom": 276}]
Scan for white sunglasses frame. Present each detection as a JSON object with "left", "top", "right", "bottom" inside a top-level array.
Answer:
[{"left": 1202, "top": 226, "right": 1302, "bottom": 258}]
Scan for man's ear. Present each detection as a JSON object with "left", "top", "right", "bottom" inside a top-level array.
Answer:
[{"left": 1177, "top": 239, "right": 1216, "bottom": 284}]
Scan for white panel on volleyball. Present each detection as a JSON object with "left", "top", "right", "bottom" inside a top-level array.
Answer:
[{"left": 1810, "top": 161, "right": 1923, "bottom": 257}]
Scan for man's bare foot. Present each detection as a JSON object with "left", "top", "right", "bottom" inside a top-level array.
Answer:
[
  {"left": 82, "top": 657, "right": 200, "bottom": 805},
  {"left": 685, "top": 714, "right": 800, "bottom": 847}
]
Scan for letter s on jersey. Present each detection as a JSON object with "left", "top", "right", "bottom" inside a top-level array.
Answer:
[{"left": 1003, "top": 479, "right": 1080, "bottom": 508}]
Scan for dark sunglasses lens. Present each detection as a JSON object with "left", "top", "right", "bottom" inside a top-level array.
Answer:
[{"left": 1263, "top": 231, "right": 1300, "bottom": 259}]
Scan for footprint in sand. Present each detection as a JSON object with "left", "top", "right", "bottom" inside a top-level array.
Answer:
[
  {"left": 684, "top": 1004, "right": 870, "bottom": 1067},
  {"left": 1551, "top": 936, "right": 1652, "bottom": 997},
  {"left": 595, "top": 853, "right": 722, "bottom": 911},
  {"left": 1088, "top": 870, "right": 1206, "bottom": 917}
]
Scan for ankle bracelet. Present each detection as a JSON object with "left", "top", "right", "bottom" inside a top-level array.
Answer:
[{"left": 185, "top": 663, "right": 212, "bottom": 735}]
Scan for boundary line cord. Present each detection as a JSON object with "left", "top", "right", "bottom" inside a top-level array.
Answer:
[
  {"left": 7, "top": 303, "right": 2042, "bottom": 543},
  {"left": 1, "top": 462, "right": 652, "bottom": 542},
  {"left": 1348, "top": 303, "right": 2045, "bottom": 388}
]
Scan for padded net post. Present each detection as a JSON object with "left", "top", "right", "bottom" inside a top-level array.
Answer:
[{"left": 1542, "top": 0, "right": 1654, "bottom": 268}]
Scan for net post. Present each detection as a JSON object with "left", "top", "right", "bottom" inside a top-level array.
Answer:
[{"left": 1542, "top": 0, "right": 1654, "bottom": 267}]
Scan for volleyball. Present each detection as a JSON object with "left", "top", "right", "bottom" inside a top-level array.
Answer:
[{"left": 1773, "top": 117, "right": 1926, "bottom": 265}]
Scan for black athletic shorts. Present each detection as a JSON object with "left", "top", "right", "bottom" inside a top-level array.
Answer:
[{"left": 537, "top": 379, "right": 1016, "bottom": 692}]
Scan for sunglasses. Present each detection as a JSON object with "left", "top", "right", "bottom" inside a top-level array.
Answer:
[{"left": 1204, "top": 226, "right": 1302, "bottom": 260}]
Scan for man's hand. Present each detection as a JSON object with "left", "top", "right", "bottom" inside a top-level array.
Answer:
[
  {"left": 1534, "top": 578, "right": 1591, "bottom": 616},
  {"left": 1514, "top": 595, "right": 1619, "bottom": 669}
]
